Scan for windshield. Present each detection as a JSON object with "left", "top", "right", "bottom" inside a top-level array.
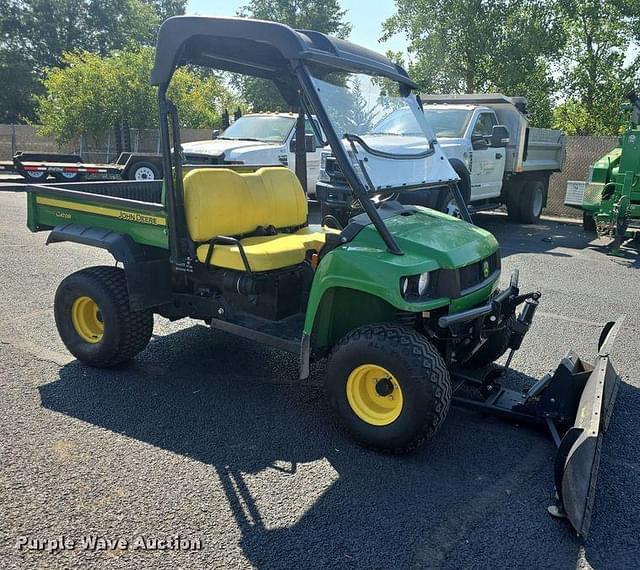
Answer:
[
  {"left": 308, "top": 68, "right": 434, "bottom": 156},
  {"left": 220, "top": 115, "right": 295, "bottom": 143},
  {"left": 423, "top": 108, "right": 472, "bottom": 138}
]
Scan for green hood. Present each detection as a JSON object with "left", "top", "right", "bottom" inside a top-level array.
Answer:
[{"left": 350, "top": 208, "right": 499, "bottom": 272}]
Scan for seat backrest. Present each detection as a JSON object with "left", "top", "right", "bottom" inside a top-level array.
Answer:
[{"left": 183, "top": 167, "right": 308, "bottom": 242}]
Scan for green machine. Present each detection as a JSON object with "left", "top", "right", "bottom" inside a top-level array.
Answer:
[
  {"left": 565, "top": 92, "right": 640, "bottom": 252},
  {"left": 18, "top": 16, "right": 621, "bottom": 537}
]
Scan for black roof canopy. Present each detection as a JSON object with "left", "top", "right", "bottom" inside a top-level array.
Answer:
[{"left": 150, "top": 16, "right": 416, "bottom": 99}]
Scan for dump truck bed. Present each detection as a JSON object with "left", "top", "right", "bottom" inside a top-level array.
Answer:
[{"left": 25, "top": 180, "right": 168, "bottom": 249}]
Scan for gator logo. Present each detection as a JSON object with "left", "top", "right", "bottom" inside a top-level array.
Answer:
[{"left": 482, "top": 260, "right": 490, "bottom": 279}]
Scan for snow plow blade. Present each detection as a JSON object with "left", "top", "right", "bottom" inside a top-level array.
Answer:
[{"left": 553, "top": 318, "right": 623, "bottom": 537}]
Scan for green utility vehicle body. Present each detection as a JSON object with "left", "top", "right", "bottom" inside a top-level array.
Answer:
[
  {"left": 20, "top": 16, "right": 621, "bottom": 539},
  {"left": 565, "top": 93, "right": 640, "bottom": 250},
  {"left": 26, "top": 180, "right": 500, "bottom": 347}
]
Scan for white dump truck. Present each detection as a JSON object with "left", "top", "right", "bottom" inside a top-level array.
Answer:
[
  {"left": 318, "top": 94, "right": 566, "bottom": 224},
  {"left": 418, "top": 94, "right": 566, "bottom": 222}
]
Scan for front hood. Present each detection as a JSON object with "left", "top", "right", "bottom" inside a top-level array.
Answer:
[
  {"left": 435, "top": 137, "right": 465, "bottom": 150},
  {"left": 351, "top": 207, "right": 498, "bottom": 270},
  {"left": 182, "top": 139, "right": 275, "bottom": 156}
]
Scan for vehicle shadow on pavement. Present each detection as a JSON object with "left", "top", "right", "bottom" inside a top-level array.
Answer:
[{"left": 38, "top": 325, "right": 638, "bottom": 569}]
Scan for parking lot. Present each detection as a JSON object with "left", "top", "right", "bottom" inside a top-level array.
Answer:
[{"left": 1, "top": 187, "right": 639, "bottom": 569}]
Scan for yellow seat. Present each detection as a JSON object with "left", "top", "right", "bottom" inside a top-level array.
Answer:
[
  {"left": 195, "top": 227, "right": 335, "bottom": 272},
  {"left": 183, "top": 167, "right": 337, "bottom": 272}
]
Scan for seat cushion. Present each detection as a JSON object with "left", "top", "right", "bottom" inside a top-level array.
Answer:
[
  {"left": 183, "top": 167, "right": 308, "bottom": 242},
  {"left": 196, "top": 226, "right": 339, "bottom": 272}
]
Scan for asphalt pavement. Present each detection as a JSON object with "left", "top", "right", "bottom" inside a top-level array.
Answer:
[{"left": 1, "top": 188, "right": 639, "bottom": 569}]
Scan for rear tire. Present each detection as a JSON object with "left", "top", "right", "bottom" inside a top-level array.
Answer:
[
  {"left": 325, "top": 324, "right": 451, "bottom": 453},
  {"left": 466, "top": 314, "right": 516, "bottom": 367},
  {"left": 518, "top": 180, "right": 546, "bottom": 224},
  {"left": 54, "top": 266, "right": 153, "bottom": 367}
]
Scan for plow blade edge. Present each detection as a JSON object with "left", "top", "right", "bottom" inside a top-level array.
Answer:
[{"left": 554, "top": 319, "right": 623, "bottom": 537}]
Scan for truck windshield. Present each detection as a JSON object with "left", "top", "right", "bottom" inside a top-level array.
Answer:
[
  {"left": 423, "top": 108, "right": 472, "bottom": 138},
  {"left": 220, "top": 115, "right": 296, "bottom": 143},
  {"left": 308, "top": 68, "right": 435, "bottom": 158}
]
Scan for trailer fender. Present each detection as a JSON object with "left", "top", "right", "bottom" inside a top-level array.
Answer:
[{"left": 47, "top": 223, "right": 171, "bottom": 310}]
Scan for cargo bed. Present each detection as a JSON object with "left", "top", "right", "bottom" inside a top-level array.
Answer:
[{"left": 25, "top": 179, "right": 168, "bottom": 249}]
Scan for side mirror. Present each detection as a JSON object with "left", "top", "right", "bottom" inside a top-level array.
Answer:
[
  {"left": 290, "top": 133, "right": 317, "bottom": 153},
  {"left": 489, "top": 125, "right": 510, "bottom": 147},
  {"left": 211, "top": 129, "right": 220, "bottom": 140},
  {"left": 471, "top": 134, "right": 489, "bottom": 150}
]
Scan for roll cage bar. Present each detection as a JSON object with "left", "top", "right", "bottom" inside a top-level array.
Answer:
[{"left": 152, "top": 16, "right": 422, "bottom": 269}]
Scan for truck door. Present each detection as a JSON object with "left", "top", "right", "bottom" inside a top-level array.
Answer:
[
  {"left": 468, "top": 112, "right": 506, "bottom": 200},
  {"left": 288, "top": 118, "right": 325, "bottom": 196}
]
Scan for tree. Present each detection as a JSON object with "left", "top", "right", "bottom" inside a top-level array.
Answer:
[
  {"left": 0, "top": 0, "right": 186, "bottom": 123},
  {"left": 35, "top": 47, "right": 242, "bottom": 143},
  {"left": 235, "top": 0, "right": 352, "bottom": 111},
  {"left": 383, "top": 0, "right": 563, "bottom": 127},
  {"left": 552, "top": 0, "right": 640, "bottom": 135}
]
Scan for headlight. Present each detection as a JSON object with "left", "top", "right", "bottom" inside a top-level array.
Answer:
[
  {"left": 400, "top": 272, "right": 432, "bottom": 300},
  {"left": 320, "top": 151, "right": 331, "bottom": 170},
  {"left": 418, "top": 272, "right": 430, "bottom": 295}
]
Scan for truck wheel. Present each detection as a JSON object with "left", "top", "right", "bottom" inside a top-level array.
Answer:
[
  {"left": 325, "top": 324, "right": 451, "bottom": 453},
  {"left": 21, "top": 169, "right": 47, "bottom": 182},
  {"left": 437, "top": 181, "right": 470, "bottom": 218},
  {"left": 518, "top": 180, "right": 545, "bottom": 224},
  {"left": 465, "top": 314, "right": 516, "bottom": 367},
  {"left": 320, "top": 202, "right": 351, "bottom": 229},
  {"left": 54, "top": 266, "right": 153, "bottom": 367},
  {"left": 129, "top": 161, "right": 160, "bottom": 181},
  {"left": 53, "top": 171, "right": 84, "bottom": 182},
  {"left": 582, "top": 211, "right": 597, "bottom": 233}
]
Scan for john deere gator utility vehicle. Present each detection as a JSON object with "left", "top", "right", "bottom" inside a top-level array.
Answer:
[
  {"left": 565, "top": 92, "right": 640, "bottom": 253},
  {"left": 22, "top": 16, "right": 621, "bottom": 537}
]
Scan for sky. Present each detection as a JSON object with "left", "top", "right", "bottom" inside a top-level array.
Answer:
[{"left": 186, "top": 0, "right": 408, "bottom": 54}]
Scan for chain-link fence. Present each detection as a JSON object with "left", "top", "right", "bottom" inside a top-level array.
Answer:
[
  {"left": 0, "top": 124, "right": 620, "bottom": 219},
  {"left": 547, "top": 136, "right": 618, "bottom": 218},
  {"left": 0, "top": 125, "right": 212, "bottom": 163}
]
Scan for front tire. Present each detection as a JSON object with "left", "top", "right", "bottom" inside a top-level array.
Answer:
[
  {"left": 325, "top": 324, "right": 451, "bottom": 453},
  {"left": 54, "top": 266, "right": 153, "bottom": 367}
]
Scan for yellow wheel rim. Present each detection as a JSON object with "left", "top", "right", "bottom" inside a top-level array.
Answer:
[
  {"left": 346, "top": 364, "right": 403, "bottom": 426},
  {"left": 71, "top": 296, "right": 104, "bottom": 343}
]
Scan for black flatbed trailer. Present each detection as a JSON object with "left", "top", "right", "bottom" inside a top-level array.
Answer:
[{"left": 0, "top": 151, "right": 164, "bottom": 182}]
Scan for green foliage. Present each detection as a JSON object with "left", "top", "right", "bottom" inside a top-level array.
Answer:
[
  {"left": 552, "top": 0, "right": 640, "bottom": 135},
  {"left": 235, "top": 0, "right": 352, "bottom": 111},
  {"left": 383, "top": 0, "right": 562, "bottom": 127},
  {"left": 0, "top": 0, "right": 186, "bottom": 123},
  {"left": 36, "top": 47, "right": 242, "bottom": 142}
]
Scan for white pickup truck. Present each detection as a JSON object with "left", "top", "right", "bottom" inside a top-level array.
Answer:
[
  {"left": 417, "top": 94, "right": 566, "bottom": 222},
  {"left": 180, "top": 112, "right": 325, "bottom": 196}
]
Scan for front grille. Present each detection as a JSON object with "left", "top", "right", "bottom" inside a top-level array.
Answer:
[
  {"left": 459, "top": 252, "right": 500, "bottom": 292},
  {"left": 183, "top": 153, "right": 224, "bottom": 165}
]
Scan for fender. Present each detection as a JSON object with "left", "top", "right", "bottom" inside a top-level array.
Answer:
[
  {"left": 448, "top": 158, "right": 471, "bottom": 201},
  {"left": 46, "top": 223, "right": 171, "bottom": 310}
]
